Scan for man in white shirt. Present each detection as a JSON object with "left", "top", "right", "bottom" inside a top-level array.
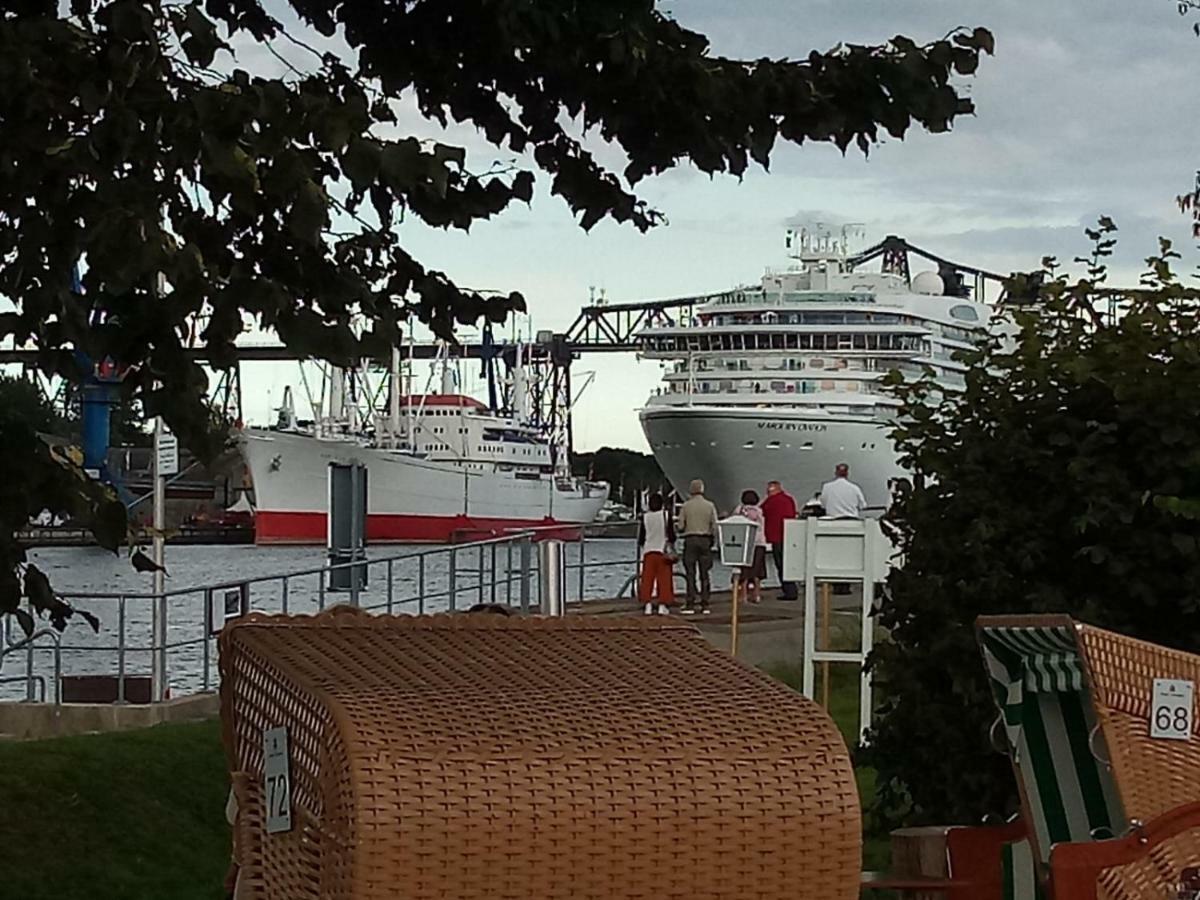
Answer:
[{"left": 819, "top": 463, "right": 866, "bottom": 519}]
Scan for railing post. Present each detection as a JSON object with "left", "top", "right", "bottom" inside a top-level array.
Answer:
[
  {"left": 519, "top": 537, "right": 532, "bottom": 613},
  {"left": 538, "top": 540, "right": 567, "bottom": 616},
  {"left": 24, "top": 612, "right": 34, "bottom": 702},
  {"left": 117, "top": 596, "right": 128, "bottom": 703},
  {"left": 418, "top": 554, "right": 426, "bottom": 615},
  {"left": 477, "top": 544, "right": 485, "bottom": 606},
  {"left": 154, "top": 592, "right": 168, "bottom": 702},
  {"left": 349, "top": 559, "right": 360, "bottom": 608},
  {"left": 490, "top": 543, "right": 498, "bottom": 605},
  {"left": 318, "top": 571, "right": 326, "bottom": 611},
  {"left": 506, "top": 540, "right": 513, "bottom": 606},
  {"left": 52, "top": 637, "right": 62, "bottom": 706},
  {"left": 281, "top": 576, "right": 289, "bottom": 615},
  {"left": 202, "top": 589, "right": 212, "bottom": 692},
  {"left": 448, "top": 547, "right": 458, "bottom": 612},
  {"left": 577, "top": 533, "right": 586, "bottom": 602},
  {"left": 387, "top": 559, "right": 394, "bottom": 614}
]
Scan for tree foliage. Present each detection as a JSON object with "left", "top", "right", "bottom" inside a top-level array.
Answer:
[
  {"left": 571, "top": 447, "right": 668, "bottom": 508},
  {"left": 0, "top": 0, "right": 992, "bottom": 630},
  {"left": 0, "top": 376, "right": 110, "bottom": 637},
  {"left": 861, "top": 221, "right": 1200, "bottom": 828}
]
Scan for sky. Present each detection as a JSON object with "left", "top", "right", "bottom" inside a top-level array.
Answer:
[{"left": 23, "top": 2, "right": 1200, "bottom": 451}]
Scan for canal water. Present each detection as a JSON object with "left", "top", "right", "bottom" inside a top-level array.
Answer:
[{"left": 3, "top": 541, "right": 740, "bottom": 700}]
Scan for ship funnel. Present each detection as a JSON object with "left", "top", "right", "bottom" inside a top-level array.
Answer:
[
  {"left": 440, "top": 360, "right": 457, "bottom": 395},
  {"left": 276, "top": 386, "right": 298, "bottom": 431}
]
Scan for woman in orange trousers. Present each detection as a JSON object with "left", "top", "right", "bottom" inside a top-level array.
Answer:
[{"left": 637, "top": 493, "right": 676, "bottom": 614}]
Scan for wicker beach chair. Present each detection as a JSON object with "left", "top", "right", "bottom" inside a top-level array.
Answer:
[
  {"left": 977, "top": 615, "right": 1200, "bottom": 900},
  {"left": 220, "top": 608, "right": 861, "bottom": 899}
]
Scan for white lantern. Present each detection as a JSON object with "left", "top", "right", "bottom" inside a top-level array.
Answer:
[{"left": 717, "top": 514, "right": 759, "bottom": 568}]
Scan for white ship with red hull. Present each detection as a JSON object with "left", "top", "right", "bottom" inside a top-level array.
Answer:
[{"left": 240, "top": 352, "right": 608, "bottom": 544}]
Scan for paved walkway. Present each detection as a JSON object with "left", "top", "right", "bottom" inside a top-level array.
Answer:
[{"left": 572, "top": 585, "right": 867, "bottom": 666}]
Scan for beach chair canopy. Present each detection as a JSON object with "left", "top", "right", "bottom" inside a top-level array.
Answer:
[
  {"left": 221, "top": 609, "right": 862, "bottom": 900},
  {"left": 978, "top": 615, "right": 1200, "bottom": 900}
]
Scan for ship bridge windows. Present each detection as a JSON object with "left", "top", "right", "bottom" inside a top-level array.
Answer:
[
  {"left": 949, "top": 304, "right": 980, "bottom": 322},
  {"left": 642, "top": 331, "right": 925, "bottom": 354}
]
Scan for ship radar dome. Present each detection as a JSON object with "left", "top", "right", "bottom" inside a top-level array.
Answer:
[{"left": 911, "top": 271, "right": 945, "bottom": 295}]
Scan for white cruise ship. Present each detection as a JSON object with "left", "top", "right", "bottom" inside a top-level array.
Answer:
[{"left": 637, "top": 227, "right": 998, "bottom": 513}]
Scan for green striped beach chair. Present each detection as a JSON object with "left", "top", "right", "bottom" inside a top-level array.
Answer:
[{"left": 977, "top": 615, "right": 1200, "bottom": 900}]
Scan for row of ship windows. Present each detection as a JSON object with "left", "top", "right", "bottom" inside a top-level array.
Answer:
[
  {"left": 643, "top": 333, "right": 928, "bottom": 353},
  {"left": 698, "top": 308, "right": 980, "bottom": 328},
  {"left": 703, "top": 311, "right": 910, "bottom": 326},
  {"left": 679, "top": 357, "right": 936, "bottom": 374},
  {"left": 479, "top": 444, "right": 547, "bottom": 457},
  {"left": 423, "top": 442, "right": 544, "bottom": 457},
  {"left": 653, "top": 439, "right": 881, "bottom": 451},
  {"left": 661, "top": 373, "right": 965, "bottom": 396}
]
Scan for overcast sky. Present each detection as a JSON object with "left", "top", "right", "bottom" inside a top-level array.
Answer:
[{"left": 66, "top": 3, "right": 1200, "bottom": 450}]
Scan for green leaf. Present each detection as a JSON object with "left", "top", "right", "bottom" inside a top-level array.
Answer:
[
  {"left": 288, "top": 181, "right": 327, "bottom": 246},
  {"left": 512, "top": 171, "right": 534, "bottom": 203},
  {"left": 342, "top": 138, "right": 383, "bottom": 192},
  {"left": 76, "top": 608, "right": 101, "bottom": 633},
  {"left": 92, "top": 500, "right": 128, "bottom": 553},
  {"left": 24, "top": 564, "right": 56, "bottom": 614},
  {"left": 12, "top": 608, "right": 34, "bottom": 639},
  {"left": 433, "top": 143, "right": 466, "bottom": 170}
]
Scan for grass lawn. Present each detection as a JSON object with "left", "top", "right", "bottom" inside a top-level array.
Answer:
[
  {"left": 0, "top": 718, "right": 229, "bottom": 900},
  {"left": 0, "top": 663, "right": 886, "bottom": 899}
]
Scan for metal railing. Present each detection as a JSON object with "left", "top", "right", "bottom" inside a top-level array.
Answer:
[{"left": 0, "top": 522, "right": 642, "bottom": 705}]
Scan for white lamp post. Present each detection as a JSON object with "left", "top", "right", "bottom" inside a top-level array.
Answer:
[{"left": 716, "top": 514, "right": 759, "bottom": 656}]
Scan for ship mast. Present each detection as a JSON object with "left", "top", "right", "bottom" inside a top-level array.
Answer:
[{"left": 389, "top": 344, "right": 401, "bottom": 449}]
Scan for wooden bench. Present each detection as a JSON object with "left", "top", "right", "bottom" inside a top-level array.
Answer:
[{"left": 862, "top": 821, "right": 1026, "bottom": 900}]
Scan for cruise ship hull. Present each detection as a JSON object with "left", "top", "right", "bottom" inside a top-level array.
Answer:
[
  {"left": 639, "top": 405, "right": 900, "bottom": 515},
  {"left": 240, "top": 429, "right": 608, "bottom": 544}
]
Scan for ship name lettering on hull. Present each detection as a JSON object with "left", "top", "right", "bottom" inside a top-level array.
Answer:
[{"left": 755, "top": 422, "right": 828, "bottom": 433}]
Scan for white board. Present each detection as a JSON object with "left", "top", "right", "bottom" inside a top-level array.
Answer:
[
  {"left": 155, "top": 432, "right": 179, "bottom": 477},
  {"left": 263, "top": 727, "right": 293, "bottom": 834},
  {"left": 1150, "top": 678, "right": 1194, "bottom": 741}
]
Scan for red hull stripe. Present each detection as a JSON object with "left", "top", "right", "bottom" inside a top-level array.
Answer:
[{"left": 254, "top": 510, "right": 582, "bottom": 544}]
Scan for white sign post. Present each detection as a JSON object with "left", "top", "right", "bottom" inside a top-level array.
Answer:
[
  {"left": 263, "top": 727, "right": 293, "bottom": 834},
  {"left": 1150, "top": 678, "right": 1194, "bottom": 741}
]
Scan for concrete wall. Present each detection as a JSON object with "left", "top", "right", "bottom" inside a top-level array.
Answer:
[{"left": 0, "top": 693, "right": 219, "bottom": 741}]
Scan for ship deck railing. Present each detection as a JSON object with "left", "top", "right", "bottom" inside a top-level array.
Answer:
[{"left": 0, "top": 521, "right": 642, "bottom": 705}]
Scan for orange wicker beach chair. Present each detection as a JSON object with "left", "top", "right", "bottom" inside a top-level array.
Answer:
[
  {"left": 220, "top": 609, "right": 861, "bottom": 899},
  {"left": 977, "top": 615, "right": 1200, "bottom": 900}
]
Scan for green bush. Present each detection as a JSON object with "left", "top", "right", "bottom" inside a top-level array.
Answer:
[{"left": 860, "top": 223, "right": 1200, "bottom": 828}]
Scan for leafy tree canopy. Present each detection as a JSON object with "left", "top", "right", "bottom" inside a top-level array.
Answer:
[
  {"left": 861, "top": 221, "right": 1200, "bottom": 828},
  {"left": 572, "top": 447, "right": 668, "bottom": 508},
  {"left": 0, "top": 0, "right": 991, "bottom": 628}
]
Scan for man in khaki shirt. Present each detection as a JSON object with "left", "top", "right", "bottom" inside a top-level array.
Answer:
[{"left": 676, "top": 478, "right": 718, "bottom": 614}]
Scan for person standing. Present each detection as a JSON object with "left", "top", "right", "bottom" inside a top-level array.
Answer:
[
  {"left": 637, "top": 493, "right": 676, "bottom": 615},
  {"left": 732, "top": 489, "right": 768, "bottom": 604},
  {"left": 761, "top": 480, "right": 798, "bottom": 600},
  {"left": 819, "top": 463, "right": 867, "bottom": 519},
  {"left": 677, "top": 478, "right": 718, "bottom": 615}
]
